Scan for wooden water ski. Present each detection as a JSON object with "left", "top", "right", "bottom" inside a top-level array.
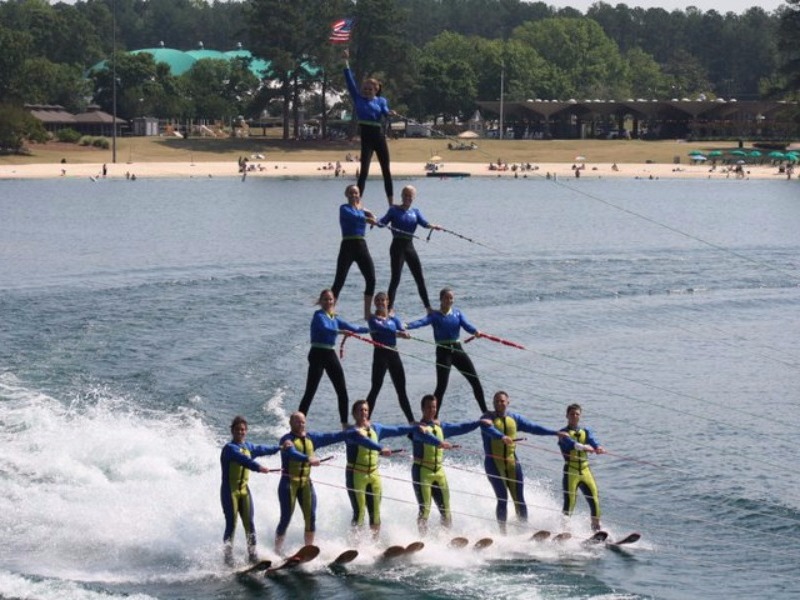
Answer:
[
  {"left": 449, "top": 537, "right": 469, "bottom": 548},
  {"left": 265, "top": 544, "right": 320, "bottom": 575},
  {"left": 608, "top": 532, "right": 641, "bottom": 547},
  {"left": 332, "top": 549, "right": 359, "bottom": 565},
  {"left": 382, "top": 545, "right": 407, "bottom": 559},
  {"left": 531, "top": 530, "right": 551, "bottom": 542},
  {"left": 405, "top": 541, "right": 425, "bottom": 554},
  {"left": 583, "top": 531, "right": 610, "bottom": 546},
  {"left": 236, "top": 559, "right": 272, "bottom": 575},
  {"left": 552, "top": 532, "right": 573, "bottom": 543},
  {"left": 474, "top": 538, "right": 493, "bottom": 550}
]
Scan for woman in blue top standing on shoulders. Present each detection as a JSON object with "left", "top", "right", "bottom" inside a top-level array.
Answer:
[
  {"left": 406, "top": 287, "right": 487, "bottom": 416},
  {"left": 365, "top": 291, "right": 414, "bottom": 423},
  {"left": 332, "top": 184, "right": 377, "bottom": 320},
  {"left": 298, "top": 289, "right": 369, "bottom": 428},
  {"left": 344, "top": 48, "right": 395, "bottom": 206},
  {"left": 378, "top": 185, "right": 441, "bottom": 313}
]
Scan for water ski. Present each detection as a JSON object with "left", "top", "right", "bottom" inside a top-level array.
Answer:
[
  {"left": 449, "top": 537, "right": 469, "bottom": 548},
  {"left": 406, "top": 541, "right": 425, "bottom": 554},
  {"left": 236, "top": 559, "right": 272, "bottom": 575},
  {"left": 382, "top": 541, "right": 424, "bottom": 560},
  {"left": 382, "top": 545, "right": 406, "bottom": 560},
  {"left": 332, "top": 549, "right": 359, "bottom": 566},
  {"left": 474, "top": 538, "right": 493, "bottom": 551},
  {"left": 608, "top": 532, "right": 641, "bottom": 547},
  {"left": 582, "top": 531, "right": 610, "bottom": 547},
  {"left": 265, "top": 545, "right": 320, "bottom": 575},
  {"left": 531, "top": 530, "right": 551, "bottom": 542},
  {"left": 552, "top": 532, "right": 573, "bottom": 543}
]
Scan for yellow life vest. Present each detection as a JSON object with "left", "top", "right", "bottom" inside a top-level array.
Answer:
[
  {"left": 349, "top": 426, "right": 379, "bottom": 473},
  {"left": 286, "top": 435, "right": 315, "bottom": 482},
  {"left": 564, "top": 428, "right": 589, "bottom": 472},
  {"left": 415, "top": 423, "right": 444, "bottom": 472},
  {"left": 491, "top": 415, "right": 517, "bottom": 462}
]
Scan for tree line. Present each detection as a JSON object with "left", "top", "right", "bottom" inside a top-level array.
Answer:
[{"left": 1, "top": 0, "right": 798, "bottom": 148}]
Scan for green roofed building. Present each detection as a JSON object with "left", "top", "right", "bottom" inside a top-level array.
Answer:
[
  {"left": 130, "top": 45, "right": 197, "bottom": 76},
  {"left": 90, "top": 42, "right": 274, "bottom": 80}
]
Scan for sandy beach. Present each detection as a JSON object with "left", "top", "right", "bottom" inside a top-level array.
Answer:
[{"left": 0, "top": 159, "right": 793, "bottom": 181}]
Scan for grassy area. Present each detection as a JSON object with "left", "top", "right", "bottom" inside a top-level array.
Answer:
[{"left": 2, "top": 135, "right": 752, "bottom": 166}]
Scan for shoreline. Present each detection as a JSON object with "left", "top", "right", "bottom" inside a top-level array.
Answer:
[{"left": 0, "top": 160, "right": 794, "bottom": 181}]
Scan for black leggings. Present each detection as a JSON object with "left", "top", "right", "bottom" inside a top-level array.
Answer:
[
  {"left": 366, "top": 346, "right": 414, "bottom": 422},
  {"left": 388, "top": 238, "right": 430, "bottom": 310},
  {"left": 358, "top": 124, "right": 393, "bottom": 200},
  {"left": 332, "top": 238, "right": 376, "bottom": 299},
  {"left": 434, "top": 343, "right": 486, "bottom": 414},
  {"left": 298, "top": 347, "right": 349, "bottom": 424}
]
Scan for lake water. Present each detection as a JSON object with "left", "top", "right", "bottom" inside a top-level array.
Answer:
[{"left": 1, "top": 174, "right": 798, "bottom": 599}]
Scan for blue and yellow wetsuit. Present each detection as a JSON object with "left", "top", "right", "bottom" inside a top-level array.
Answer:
[
  {"left": 298, "top": 309, "right": 368, "bottom": 424},
  {"left": 344, "top": 65, "right": 393, "bottom": 200},
  {"left": 558, "top": 426, "right": 602, "bottom": 521},
  {"left": 220, "top": 440, "right": 280, "bottom": 552},
  {"left": 406, "top": 308, "right": 486, "bottom": 413},
  {"left": 365, "top": 313, "right": 414, "bottom": 422},
  {"left": 482, "top": 412, "right": 560, "bottom": 530},
  {"left": 411, "top": 419, "right": 481, "bottom": 530},
  {"left": 378, "top": 205, "right": 433, "bottom": 310},
  {"left": 345, "top": 422, "right": 418, "bottom": 528},
  {"left": 275, "top": 430, "right": 349, "bottom": 539}
]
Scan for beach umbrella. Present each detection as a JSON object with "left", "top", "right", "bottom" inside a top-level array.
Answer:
[
  {"left": 429, "top": 155, "right": 443, "bottom": 162},
  {"left": 708, "top": 150, "right": 723, "bottom": 157},
  {"left": 693, "top": 155, "right": 707, "bottom": 161},
  {"left": 768, "top": 151, "right": 785, "bottom": 159},
  {"left": 457, "top": 130, "right": 480, "bottom": 139},
  {"left": 749, "top": 150, "right": 762, "bottom": 157},
  {"left": 575, "top": 156, "right": 586, "bottom": 161},
  {"left": 688, "top": 150, "right": 706, "bottom": 156},
  {"left": 785, "top": 152, "right": 799, "bottom": 163},
  {"left": 730, "top": 149, "right": 747, "bottom": 156}
]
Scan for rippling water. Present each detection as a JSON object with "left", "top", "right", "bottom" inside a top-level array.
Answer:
[{"left": 1, "top": 175, "right": 798, "bottom": 599}]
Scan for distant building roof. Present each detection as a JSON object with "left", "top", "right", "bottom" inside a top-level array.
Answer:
[
  {"left": 131, "top": 46, "right": 198, "bottom": 76},
  {"left": 25, "top": 104, "right": 77, "bottom": 124}
]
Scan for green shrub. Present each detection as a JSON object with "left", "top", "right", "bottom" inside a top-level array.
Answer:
[
  {"left": 56, "top": 128, "right": 82, "bottom": 143},
  {"left": 92, "top": 137, "right": 110, "bottom": 149}
]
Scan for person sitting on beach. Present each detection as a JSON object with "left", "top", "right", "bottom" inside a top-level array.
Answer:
[{"left": 344, "top": 49, "right": 396, "bottom": 206}]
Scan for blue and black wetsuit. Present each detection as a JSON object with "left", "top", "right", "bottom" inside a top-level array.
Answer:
[
  {"left": 331, "top": 202, "right": 376, "bottom": 301},
  {"left": 345, "top": 66, "right": 393, "bottom": 200},
  {"left": 365, "top": 313, "right": 414, "bottom": 422},
  {"left": 406, "top": 308, "right": 486, "bottom": 414},
  {"left": 482, "top": 412, "right": 560, "bottom": 532},
  {"left": 220, "top": 440, "right": 280, "bottom": 555},
  {"left": 379, "top": 205, "right": 433, "bottom": 310},
  {"left": 298, "top": 308, "right": 368, "bottom": 424}
]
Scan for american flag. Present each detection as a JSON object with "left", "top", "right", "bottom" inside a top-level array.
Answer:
[{"left": 329, "top": 18, "right": 354, "bottom": 44}]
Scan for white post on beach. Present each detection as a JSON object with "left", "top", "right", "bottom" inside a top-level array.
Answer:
[{"left": 499, "top": 60, "right": 505, "bottom": 141}]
